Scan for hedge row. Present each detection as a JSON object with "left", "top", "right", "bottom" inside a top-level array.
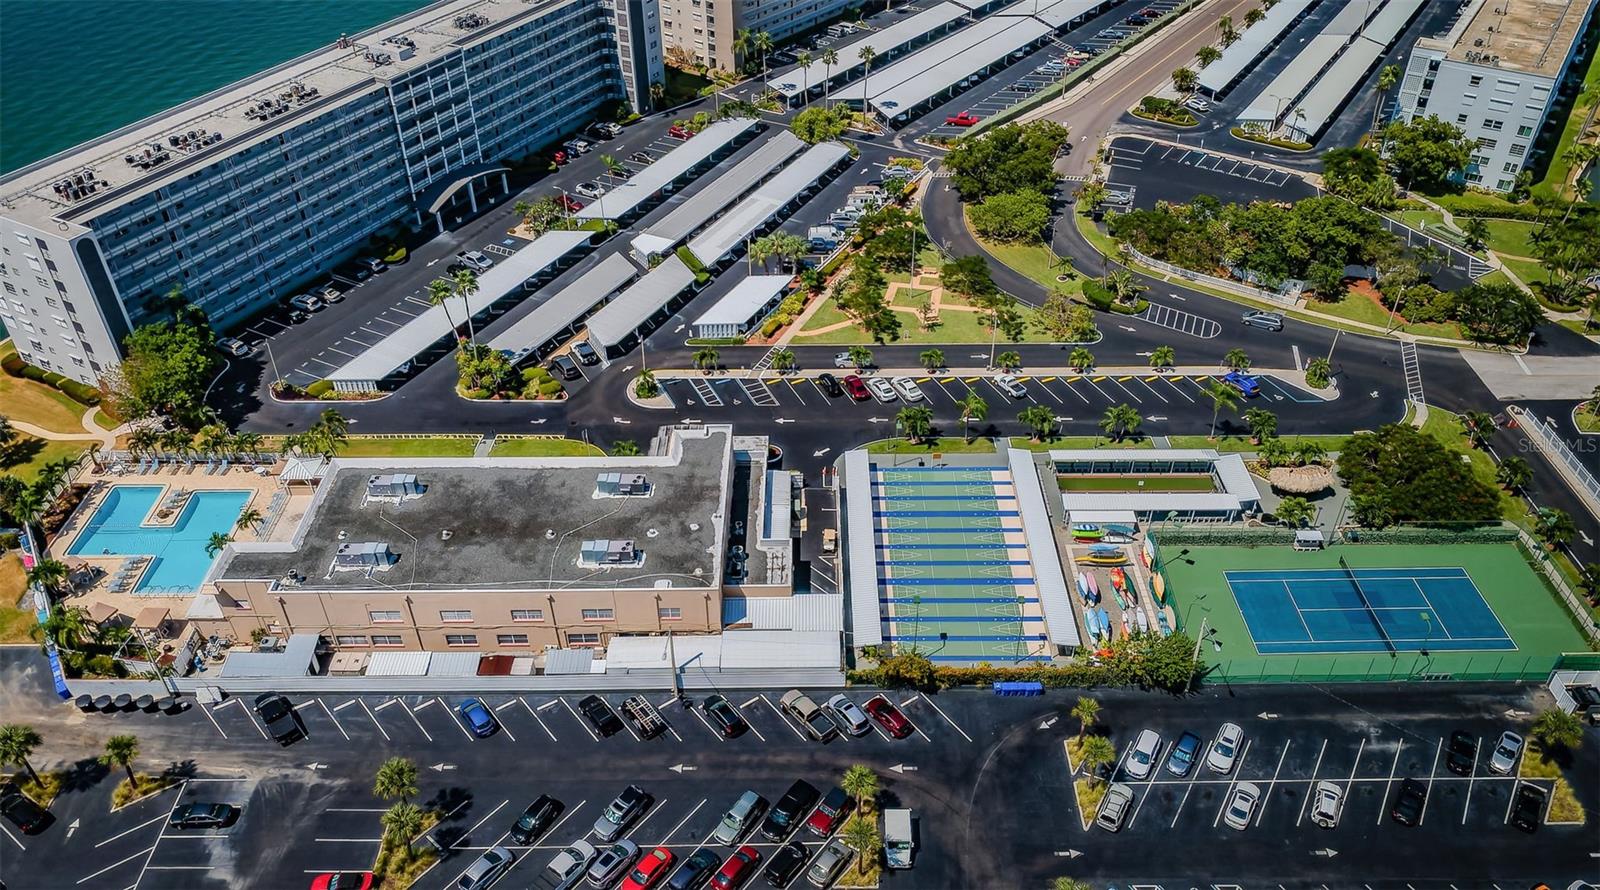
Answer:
[
  {"left": 852, "top": 634, "right": 1200, "bottom": 693},
  {"left": 305, "top": 380, "right": 335, "bottom": 398},
  {"left": 3, "top": 353, "right": 101, "bottom": 405},
  {"left": 1082, "top": 280, "right": 1147, "bottom": 315}
]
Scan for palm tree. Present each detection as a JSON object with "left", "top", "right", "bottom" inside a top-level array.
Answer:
[
  {"left": 770, "top": 348, "right": 796, "bottom": 373},
  {"left": 1070, "top": 697, "right": 1099, "bottom": 739},
  {"left": 235, "top": 508, "right": 265, "bottom": 534},
  {"left": 1461, "top": 216, "right": 1490, "bottom": 252},
  {"left": 128, "top": 425, "right": 161, "bottom": 457},
  {"left": 1292, "top": 439, "right": 1326, "bottom": 468},
  {"left": 1223, "top": 347, "right": 1250, "bottom": 371},
  {"left": 959, "top": 392, "right": 988, "bottom": 444},
  {"left": 821, "top": 49, "right": 839, "bottom": 108},
  {"left": 600, "top": 155, "right": 626, "bottom": 183},
  {"left": 1243, "top": 7, "right": 1264, "bottom": 28},
  {"left": 897, "top": 406, "right": 934, "bottom": 444},
  {"left": 1275, "top": 496, "right": 1314, "bottom": 528},
  {"left": 428, "top": 279, "right": 460, "bottom": 341},
  {"left": 1054, "top": 879, "right": 1093, "bottom": 890},
  {"left": 311, "top": 408, "right": 349, "bottom": 458},
  {"left": 842, "top": 816, "right": 882, "bottom": 876},
  {"left": 1530, "top": 706, "right": 1584, "bottom": 752},
  {"left": 858, "top": 46, "right": 878, "bottom": 119},
  {"left": 734, "top": 29, "right": 754, "bottom": 74},
  {"left": 101, "top": 734, "right": 140, "bottom": 787},
  {"left": 374, "top": 756, "right": 420, "bottom": 805},
  {"left": 1373, "top": 64, "right": 1401, "bottom": 131},
  {"left": 1243, "top": 407, "right": 1277, "bottom": 444},
  {"left": 452, "top": 269, "right": 481, "bottom": 345},
  {"left": 1202, "top": 380, "right": 1239, "bottom": 439},
  {"left": 25, "top": 559, "right": 69, "bottom": 597},
  {"left": 1099, "top": 404, "right": 1142, "bottom": 441},
  {"left": 1496, "top": 456, "right": 1532, "bottom": 491},
  {"left": 919, "top": 349, "right": 944, "bottom": 372},
  {"left": 1196, "top": 46, "right": 1222, "bottom": 68},
  {"left": 796, "top": 50, "right": 813, "bottom": 106},
  {"left": 1462, "top": 410, "right": 1496, "bottom": 448},
  {"left": 1217, "top": 15, "right": 1237, "bottom": 46},
  {"left": 1068, "top": 347, "right": 1094, "bottom": 371},
  {"left": 1150, "top": 345, "right": 1175, "bottom": 370},
  {"left": 649, "top": 80, "right": 665, "bottom": 108},
  {"left": 841, "top": 764, "right": 879, "bottom": 812},
  {"left": 748, "top": 234, "right": 774, "bottom": 272},
  {"left": 755, "top": 31, "right": 774, "bottom": 93},
  {"left": 204, "top": 532, "right": 232, "bottom": 558},
  {"left": 381, "top": 801, "right": 426, "bottom": 857},
  {"left": 34, "top": 606, "right": 91, "bottom": 653},
  {"left": 693, "top": 346, "right": 720, "bottom": 372},
  {"left": 1304, "top": 356, "right": 1332, "bottom": 388},
  {"left": 1019, "top": 405, "right": 1058, "bottom": 442},
  {"left": 1171, "top": 67, "right": 1198, "bottom": 95},
  {"left": 0, "top": 724, "right": 43, "bottom": 783},
  {"left": 1534, "top": 507, "right": 1576, "bottom": 548},
  {"left": 1102, "top": 269, "right": 1142, "bottom": 305},
  {"left": 1079, "top": 734, "right": 1117, "bottom": 782},
  {"left": 848, "top": 345, "right": 873, "bottom": 369},
  {"left": 995, "top": 351, "right": 1021, "bottom": 372}
]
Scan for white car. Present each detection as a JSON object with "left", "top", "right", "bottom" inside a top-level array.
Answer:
[
  {"left": 833, "top": 351, "right": 864, "bottom": 369},
  {"left": 456, "top": 250, "right": 494, "bottom": 273},
  {"left": 564, "top": 139, "right": 592, "bottom": 154},
  {"left": 1488, "top": 730, "right": 1524, "bottom": 774},
  {"left": 1125, "top": 729, "right": 1161, "bottom": 780},
  {"left": 318, "top": 284, "right": 344, "bottom": 304},
  {"left": 993, "top": 374, "right": 1027, "bottom": 399},
  {"left": 287, "top": 293, "right": 324, "bottom": 312},
  {"left": 216, "top": 337, "right": 251, "bottom": 357},
  {"left": 1308, "top": 780, "right": 1344, "bottom": 829},
  {"left": 575, "top": 181, "right": 605, "bottom": 199},
  {"left": 866, "top": 377, "right": 899, "bottom": 402},
  {"left": 1222, "top": 781, "right": 1261, "bottom": 831},
  {"left": 891, "top": 377, "right": 925, "bottom": 401},
  {"left": 825, "top": 694, "right": 871, "bottom": 737},
  {"left": 1183, "top": 96, "right": 1210, "bottom": 113},
  {"left": 1206, "top": 722, "right": 1243, "bottom": 774}
]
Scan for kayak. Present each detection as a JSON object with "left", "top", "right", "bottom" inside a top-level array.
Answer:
[
  {"left": 1121, "top": 612, "right": 1132, "bottom": 639},
  {"left": 1135, "top": 610, "right": 1150, "bottom": 634},
  {"left": 1153, "top": 573, "right": 1167, "bottom": 603},
  {"left": 1124, "top": 573, "right": 1140, "bottom": 607},
  {"left": 1083, "top": 572, "right": 1100, "bottom": 604},
  {"left": 1072, "top": 523, "right": 1104, "bottom": 541},
  {"left": 1078, "top": 552, "right": 1129, "bottom": 567},
  {"left": 1097, "top": 609, "right": 1112, "bottom": 642},
  {"left": 1109, "top": 568, "right": 1129, "bottom": 609},
  {"left": 1088, "top": 543, "right": 1121, "bottom": 555},
  {"left": 1076, "top": 572, "right": 1091, "bottom": 604}
]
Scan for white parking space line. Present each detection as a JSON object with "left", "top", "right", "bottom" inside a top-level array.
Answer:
[
  {"left": 561, "top": 697, "right": 601, "bottom": 741},
  {"left": 1127, "top": 741, "right": 1170, "bottom": 829},
  {"left": 94, "top": 812, "right": 172, "bottom": 848},
  {"left": 1462, "top": 737, "right": 1481, "bottom": 824},
  {"left": 1254, "top": 741, "right": 1291, "bottom": 825},
  {"left": 436, "top": 698, "right": 475, "bottom": 741},
  {"left": 1034, "top": 377, "right": 1065, "bottom": 404},
  {"left": 127, "top": 778, "right": 190, "bottom": 889},
  {"left": 374, "top": 698, "right": 399, "bottom": 711},
  {"left": 451, "top": 799, "right": 510, "bottom": 848},
  {"left": 360, "top": 699, "right": 392, "bottom": 741},
  {"left": 401, "top": 700, "right": 434, "bottom": 743},
  {"left": 1503, "top": 779, "right": 1518, "bottom": 824},
  {"left": 689, "top": 703, "right": 727, "bottom": 742},
  {"left": 1296, "top": 739, "right": 1328, "bottom": 826},
  {"left": 1136, "top": 376, "right": 1168, "bottom": 402},
  {"left": 760, "top": 694, "right": 808, "bottom": 741},
  {"left": 519, "top": 696, "right": 558, "bottom": 742},
  {"left": 304, "top": 356, "right": 341, "bottom": 369},
  {"left": 1109, "top": 376, "right": 1143, "bottom": 404},
  {"left": 1058, "top": 377, "right": 1090, "bottom": 403},
  {"left": 315, "top": 698, "right": 350, "bottom": 741},
  {"left": 1213, "top": 739, "right": 1252, "bottom": 828},
  {"left": 0, "top": 822, "right": 22, "bottom": 852},
  {"left": 628, "top": 798, "right": 671, "bottom": 839},
  {"left": 76, "top": 844, "right": 154, "bottom": 884},
  {"left": 538, "top": 800, "right": 586, "bottom": 847},
  {"left": 496, "top": 699, "right": 520, "bottom": 711},
  {"left": 656, "top": 799, "right": 707, "bottom": 846},
  {"left": 913, "top": 694, "right": 971, "bottom": 742},
  {"left": 199, "top": 702, "right": 229, "bottom": 739},
  {"left": 219, "top": 697, "right": 270, "bottom": 741},
  {"left": 414, "top": 698, "right": 435, "bottom": 710},
  {"left": 1378, "top": 739, "right": 1405, "bottom": 825},
  {"left": 1419, "top": 737, "right": 1442, "bottom": 825},
  {"left": 391, "top": 306, "right": 418, "bottom": 318},
  {"left": 325, "top": 346, "right": 357, "bottom": 359}
]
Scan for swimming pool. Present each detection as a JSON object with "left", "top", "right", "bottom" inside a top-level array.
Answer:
[{"left": 68, "top": 485, "right": 250, "bottom": 593}]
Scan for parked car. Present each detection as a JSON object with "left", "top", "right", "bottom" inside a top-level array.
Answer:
[
  {"left": 667, "top": 849, "right": 722, "bottom": 890},
  {"left": 1488, "top": 730, "right": 1524, "bottom": 774},
  {"left": 1125, "top": 729, "right": 1161, "bottom": 780},
  {"left": 593, "top": 785, "right": 652, "bottom": 842},
  {"left": 456, "top": 250, "right": 494, "bottom": 272},
  {"left": 549, "top": 354, "right": 581, "bottom": 380},
  {"left": 833, "top": 350, "right": 864, "bottom": 369},
  {"left": 1389, "top": 777, "right": 1427, "bottom": 826},
  {"left": 169, "top": 803, "right": 237, "bottom": 830},
  {"left": 824, "top": 694, "right": 870, "bottom": 737},
  {"left": 1207, "top": 723, "right": 1243, "bottom": 774},
  {"left": 319, "top": 284, "right": 345, "bottom": 303},
  {"left": 1166, "top": 731, "right": 1202, "bottom": 777},
  {"left": 564, "top": 139, "right": 592, "bottom": 154},
  {"left": 590, "top": 122, "right": 623, "bottom": 138},
  {"left": 779, "top": 690, "right": 838, "bottom": 742},
  {"left": 993, "top": 374, "right": 1027, "bottom": 399},
  {"left": 510, "top": 795, "right": 565, "bottom": 845},
  {"left": 816, "top": 373, "right": 844, "bottom": 398},
  {"left": 576, "top": 181, "right": 606, "bottom": 199},
  {"left": 1222, "top": 781, "right": 1261, "bottom": 830},
  {"left": 577, "top": 695, "right": 625, "bottom": 737},
  {"left": 1221, "top": 370, "right": 1260, "bottom": 398},
  {"left": 334, "top": 261, "right": 373, "bottom": 282},
  {"left": 761, "top": 780, "right": 820, "bottom": 842},
  {"left": 557, "top": 193, "right": 585, "bottom": 212},
  {"left": 280, "top": 307, "right": 309, "bottom": 325},
  {"left": 842, "top": 375, "right": 870, "bottom": 401},
  {"left": 711, "top": 846, "right": 760, "bottom": 890},
  {"left": 217, "top": 336, "right": 251, "bottom": 357},
  {"left": 1094, "top": 782, "right": 1134, "bottom": 832},
  {"left": 865, "top": 377, "right": 898, "bottom": 403},
  {"left": 945, "top": 111, "right": 981, "bottom": 126},
  {"left": 805, "top": 786, "right": 853, "bottom": 837},
  {"left": 0, "top": 788, "right": 50, "bottom": 834},
  {"left": 588, "top": 841, "right": 641, "bottom": 887},
  {"left": 1445, "top": 730, "right": 1478, "bottom": 776},
  {"left": 1183, "top": 96, "right": 1210, "bottom": 113},
  {"left": 890, "top": 377, "right": 925, "bottom": 402},
  {"left": 458, "top": 698, "right": 498, "bottom": 738},
  {"left": 457, "top": 846, "right": 514, "bottom": 889},
  {"left": 630, "top": 151, "right": 654, "bottom": 164},
  {"left": 1241, "top": 310, "right": 1284, "bottom": 331},
  {"left": 620, "top": 846, "right": 674, "bottom": 890},
  {"left": 552, "top": 150, "right": 571, "bottom": 166},
  {"left": 703, "top": 695, "right": 749, "bottom": 738},
  {"left": 1510, "top": 782, "right": 1547, "bottom": 833},
  {"left": 254, "top": 692, "right": 304, "bottom": 746},
  {"left": 357, "top": 256, "right": 388, "bottom": 274},
  {"left": 761, "top": 842, "right": 807, "bottom": 888},
  {"left": 805, "top": 838, "right": 853, "bottom": 888},
  {"left": 288, "top": 293, "right": 325, "bottom": 313},
  {"left": 572, "top": 340, "right": 601, "bottom": 366},
  {"left": 864, "top": 695, "right": 913, "bottom": 739},
  {"left": 1101, "top": 190, "right": 1133, "bottom": 205},
  {"left": 712, "top": 791, "right": 769, "bottom": 846},
  {"left": 668, "top": 125, "right": 692, "bottom": 139},
  {"left": 1308, "top": 780, "right": 1344, "bottom": 829},
  {"left": 310, "top": 873, "right": 373, "bottom": 890},
  {"left": 541, "top": 842, "right": 599, "bottom": 890}
]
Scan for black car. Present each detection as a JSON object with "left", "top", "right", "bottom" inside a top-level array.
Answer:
[
  {"left": 630, "top": 151, "right": 654, "bottom": 164},
  {"left": 169, "top": 803, "right": 237, "bottom": 830},
  {"left": 0, "top": 790, "right": 50, "bottom": 835},
  {"left": 549, "top": 354, "right": 581, "bottom": 380},
  {"left": 281, "top": 308, "right": 309, "bottom": 325},
  {"left": 571, "top": 341, "right": 601, "bottom": 365},
  {"left": 667, "top": 848, "right": 722, "bottom": 890},
  {"left": 1444, "top": 730, "right": 1477, "bottom": 776},
  {"left": 762, "top": 841, "right": 808, "bottom": 888},
  {"left": 1389, "top": 778, "right": 1427, "bottom": 826},
  {"left": 1509, "top": 782, "right": 1546, "bottom": 833},
  {"left": 577, "top": 695, "right": 626, "bottom": 737},
  {"left": 760, "top": 780, "right": 820, "bottom": 842},
  {"left": 816, "top": 373, "right": 844, "bottom": 398},
  {"left": 253, "top": 692, "right": 304, "bottom": 746},
  {"left": 704, "top": 694, "right": 748, "bottom": 738},
  {"left": 509, "top": 794, "right": 564, "bottom": 845}
]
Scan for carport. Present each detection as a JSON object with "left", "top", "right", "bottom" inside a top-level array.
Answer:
[
  {"left": 1195, "top": 0, "right": 1317, "bottom": 97},
  {"left": 574, "top": 117, "right": 759, "bottom": 221},
  {"left": 415, "top": 162, "right": 511, "bottom": 234},
  {"left": 486, "top": 252, "right": 639, "bottom": 365},
  {"left": 690, "top": 274, "right": 792, "bottom": 339},
  {"left": 685, "top": 141, "right": 850, "bottom": 267},
  {"left": 769, "top": 2, "right": 970, "bottom": 106},
  {"left": 862, "top": 18, "right": 1052, "bottom": 123},
  {"left": 629, "top": 131, "right": 806, "bottom": 263},
  {"left": 584, "top": 255, "right": 697, "bottom": 362}
]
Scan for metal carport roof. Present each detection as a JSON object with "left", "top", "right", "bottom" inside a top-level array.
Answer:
[
  {"left": 1022, "top": 0, "right": 1111, "bottom": 30},
  {"left": 486, "top": 252, "right": 639, "bottom": 364},
  {"left": 1236, "top": 33, "right": 1350, "bottom": 126},
  {"left": 218, "top": 633, "right": 320, "bottom": 678},
  {"left": 327, "top": 230, "right": 591, "bottom": 384},
  {"left": 870, "top": 17, "right": 1051, "bottom": 117},
  {"left": 842, "top": 449, "right": 882, "bottom": 647},
  {"left": 691, "top": 274, "right": 792, "bottom": 329},
  {"left": 584, "top": 254, "right": 697, "bottom": 351},
  {"left": 771, "top": 3, "right": 969, "bottom": 99},
  {"left": 1284, "top": 36, "right": 1386, "bottom": 141},
  {"left": 630, "top": 131, "right": 805, "bottom": 261},
  {"left": 829, "top": 15, "right": 1026, "bottom": 104},
  {"left": 686, "top": 141, "right": 849, "bottom": 266},
  {"left": 574, "top": 118, "right": 759, "bottom": 220},
  {"left": 1195, "top": 0, "right": 1320, "bottom": 95},
  {"left": 1360, "top": 0, "right": 1425, "bottom": 47}
]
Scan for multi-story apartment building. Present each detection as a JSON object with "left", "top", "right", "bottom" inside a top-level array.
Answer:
[
  {"left": 661, "top": 0, "right": 860, "bottom": 71},
  {"left": 0, "top": 0, "right": 660, "bottom": 386},
  {"left": 1394, "top": 0, "right": 1597, "bottom": 193}
]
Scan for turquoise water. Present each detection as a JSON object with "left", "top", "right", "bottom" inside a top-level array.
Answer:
[
  {"left": 1, "top": 0, "right": 426, "bottom": 174},
  {"left": 68, "top": 485, "right": 250, "bottom": 593}
]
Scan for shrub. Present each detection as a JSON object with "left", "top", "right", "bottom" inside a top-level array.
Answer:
[
  {"left": 0, "top": 352, "right": 23, "bottom": 375},
  {"left": 305, "top": 380, "right": 335, "bottom": 398},
  {"left": 383, "top": 246, "right": 408, "bottom": 264},
  {"left": 463, "top": 387, "right": 490, "bottom": 400},
  {"left": 1082, "top": 280, "right": 1114, "bottom": 310},
  {"left": 0, "top": 532, "right": 19, "bottom": 550},
  {"left": 760, "top": 318, "right": 782, "bottom": 337},
  {"left": 536, "top": 379, "right": 564, "bottom": 397},
  {"left": 849, "top": 632, "right": 1200, "bottom": 692},
  {"left": 84, "top": 655, "right": 121, "bottom": 677},
  {"left": 58, "top": 378, "right": 101, "bottom": 405}
]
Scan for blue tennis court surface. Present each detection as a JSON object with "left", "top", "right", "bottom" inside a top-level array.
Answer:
[{"left": 1225, "top": 567, "right": 1516, "bottom": 654}]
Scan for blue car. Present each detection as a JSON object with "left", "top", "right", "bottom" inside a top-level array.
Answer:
[
  {"left": 1222, "top": 370, "right": 1260, "bottom": 398},
  {"left": 1166, "top": 731, "right": 1201, "bottom": 777},
  {"left": 458, "top": 698, "right": 497, "bottom": 738}
]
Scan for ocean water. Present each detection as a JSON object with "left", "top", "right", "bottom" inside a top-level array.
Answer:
[{"left": 0, "top": 0, "right": 427, "bottom": 175}]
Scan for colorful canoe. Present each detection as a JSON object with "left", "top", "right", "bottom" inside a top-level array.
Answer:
[
  {"left": 1152, "top": 573, "right": 1167, "bottom": 603},
  {"left": 1078, "top": 552, "right": 1129, "bottom": 567},
  {"left": 1071, "top": 523, "right": 1104, "bottom": 541},
  {"left": 1109, "top": 567, "right": 1130, "bottom": 609},
  {"left": 1083, "top": 571, "right": 1099, "bottom": 603}
]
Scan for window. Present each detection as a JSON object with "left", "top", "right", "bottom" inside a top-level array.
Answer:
[
  {"left": 440, "top": 609, "right": 473, "bottom": 622},
  {"left": 658, "top": 606, "right": 682, "bottom": 620},
  {"left": 1468, "top": 75, "right": 1482, "bottom": 87},
  {"left": 372, "top": 634, "right": 404, "bottom": 646},
  {"left": 444, "top": 633, "right": 479, "bottom": 646},
  {"left": 1470, "top": 154, "right": 1490, "bottom": 166},
  {"left": 1477, "top": 137, "right": 1497, "bottom": 150},
  {"left": 496, "top": 633, "right": 530, "bottom": 646},
  {"left": 335, "top": 635, "right": 370, "bottom": 646},
  {"left": 1482, "top": 118, "right": 1503, "bottom": 131},
  {"left": 569, "top": 632, "right": 601, "bottom": 646},
  {"left": 1509, "top": 143, "right": 1526, "bottom": 157},
  {"left": 1496, "top": 178, "right": 1514, "bottom": 191},
  {"left": 511, "top": 608, "right": 544, "bottom": 622},
  {"left": 1455, "top": 113, "right": 1468, "bottom": 125},
  {"left": 581, "top": 608, "right": 615, "bottom": 621},
  {"left": 369, "top": 609, "right": 403, "bottom": 623},
  {"left": 1503, "top": 162, "right": 1520, "bottom": 173},
  {"left": 1516, "top": 125, "right": 1533, "bottom": 137}
]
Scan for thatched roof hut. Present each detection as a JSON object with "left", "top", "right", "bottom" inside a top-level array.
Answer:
[{"left": 1268, "top": 464, "right": 1333, "bottom": 494}]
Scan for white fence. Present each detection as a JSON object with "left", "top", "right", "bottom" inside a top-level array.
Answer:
[
  {"left": 1123, "top": 244, "right": 1300, "bottom": 308},
  {"left": 1509, "top": 405, "right": 1600, "bottom": 517}
]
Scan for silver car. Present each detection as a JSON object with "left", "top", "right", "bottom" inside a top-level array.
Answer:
[
  {"left": 456, "top": 846, "right": 514, "bottom": 889},
  {"left": 1488, "top": 730, "right": 1523, "bottom": 774},
  {"left": 1308, "top": 780, "right": 1343, "bottom": 829},
  {"left": 891, "top": 377, "right": 925, "bottom": 402},
  {"left": 1206, "top": 722, "right": 1243, "bottom": 774},
  {"left": 587, "top": 840, "right": 639, "bottom": 887},
  {"left": 866, "top": 377, "right": 898, "bottom": 402},
  {"left": 1125, "top": 729, "right": 1160, "bottom": 779},
  {"left": 542, "top": 842, "right": 598, "bottom": 890},
  {"left": 456, "top": 250, "right": 494, "bottom": 272},
  {"left": 825, "top": 694, "right": 871, "bottom": 736},
  {"left": 1094, "top": 782, "right": 1135, "bottom": 832},
  {"left": 1223, "top": 782, "right": 1261, "bottom": 831},
  {"left": 806, "top": 838, "right": 854, "bottom": 887}
]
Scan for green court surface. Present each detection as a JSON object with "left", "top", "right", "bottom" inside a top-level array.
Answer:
[
  {"left": 1157, "top": 541, "right": 1591, "bottom": 682},
  {"left": 1057, "top": 474, "right": 1217, "bottom": 492}
]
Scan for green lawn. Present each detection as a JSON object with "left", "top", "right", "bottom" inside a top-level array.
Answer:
[
  {"left": 977, "top": 236, "right": 1085, "bottom": 296},
  {"left": 1165, "top": 434, "right": 1353, "bottom": 453},
  {"left": 1008, "top": 436, "right": 1154, "bottom": 451},
  {"left": 0, "top": 341, "right": 94, "bottom": 434},
  {"left": 0, "top": 434, "right": 87, "bottom": 484},
  {"left": 0, "top": 553, "right": 37, "bottom": 644},
  {"left": 1394, "top": 209, "right": 1447, "bottom": 232},
  {"left": 1058, "top": 474, "right": 1216, "bottom": 492},
  {"left": 1499, "top": 254, "right": 1552, "bottom": 289},
  {"left": 1473, "top": 217, "right": 1540, "bottom": 257},
  {"left": 1309, "top": 291, "right": 1463, "bottom": 340},
  {"left": 91, "top": 408, "right": 120, "bottom": 432},
  {"left": 1574, "top": 402, "right": 1599, "bottom": 433},
  {"left": 866, "top": 437, "right": 996, "bottom": 454},
  {"left": 488, "top": 437, "right": 604, "bottom": 457},
  {"left": 662, "top": 65, "right": 713, "bottom": 105},
  {"left": 1532, "top": 50, "right": 1599, "bottom": 202},
  {"left": 791, "top": 294, "right": 1052, "bottom": 345},
  {"left": 324, "top": 437, "right": 480, "bottom": 458}
]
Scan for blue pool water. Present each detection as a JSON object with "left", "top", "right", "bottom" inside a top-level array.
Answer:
[{"left": 68, "top": 486, "right": 250, "bottom": 593}]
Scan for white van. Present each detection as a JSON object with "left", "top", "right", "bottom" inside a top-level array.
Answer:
[{"left": 883, "top": 808, "right": 913, "bottom": 869}]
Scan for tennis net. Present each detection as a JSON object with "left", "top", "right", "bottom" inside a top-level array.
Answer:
[{"left": 1339, "top": 556, "right": 1395, "bottom": 654}]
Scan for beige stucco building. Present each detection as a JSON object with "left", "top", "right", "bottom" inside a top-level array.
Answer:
[{"left": 661, "top": 0, "right": 861, "bottom": 71}]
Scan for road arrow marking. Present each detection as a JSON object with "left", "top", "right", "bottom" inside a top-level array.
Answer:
[
  {"left": 669, "top": 764, "right": 698, "bottom": 773},
  {"left": 1119, "top": 325, "right": 1137, "bottom": 332},
  {"left": 1039, "top": 716, "right": 1059, "bottom": 730},
  {"left": 306, "top": 762, "right": 328, "bottom": 770},
  {"left": 1258, "top": 712, "right": 1280, "bottom": 719},
  {"left": 1052, "top": 849, "right": 1082, "bottom": 858},
  {"left": 612, "top": 416, "right": 632, "bottom": 424},
  {"left": 968, "top": 353, "right": 987, "bottom": 359},
  {"left": 1168, "top": 293, "right": 1187, "bottom": 301},
  {"left": 889, "top": 764, "right": 918, "bottom": 773},
  {"left": 67, "top": 818, "right": 79, "bottom": 838},
  {"left": 868, "top": 416, "right": 887, "bottom": 423},
  {"left": 775, "top": 418, "right": 795, "bottom": 424},
  {"left": 1135, "top": 351, "right": 1153, "bottom": 356},
  {"left": 813, "top": 448, "right": 832, "bottom": 457},
  {"left": 1145, "top": 415, "right": 1168, "bottom": 422},
  {"left": 1313, "top": 848, "right": 1338, "bottom": 858},
  {"left": 430, "top": 763, "right": 457, "bottom": 772},
  {"left": 673, "top": 324, "right": 685, "bottom": 333},
  {"left": 530, "top": 418, "right": 548, "bottom": 425},
  {"left": 1503, "top": 708, "right": 1529, "bottom": 719},
  {"left": 1580, "top": 530, "right": 1595, "bottom": 546},
  {"left": 621, "top": 365, "right": 634, "bottom": 373}
]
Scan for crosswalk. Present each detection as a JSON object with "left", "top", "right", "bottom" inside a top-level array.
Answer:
[
  {"left": 1136, "top": 301, "right": 1222, "bottom": 339},
  {"left": 1400, "top": 341, "right": 1424, "bottom": 404},
  {"left": 689, "top": 377, "right": 723, "bottom": 406},
  {"left": 741, "top": 378, "right": 780, "bottom": 406}
]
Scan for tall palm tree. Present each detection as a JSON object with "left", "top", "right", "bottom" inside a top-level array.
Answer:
[
  {"left": 235, "top": 508, "right": 265, "bottom": 535},
  {"left": 919, "top": 349, "right": 945, "bottom": 372},
  {"left": 1496, "top": 456, "right": 1533, "bottom": 491},
  {"left": 842, "top": 816, "right": 882, "bottom": 876},
  {"left": 34, "top": 605, "right": 91, "bottom": 653},
  {"left": 26, "top": 559, "right": 69, "bottom": 597},
  {"left": 1243, "top": 8, "right": 1264, "bottom": 28},
  {"left": 858, "top": 46, "right": 878, "bottom": 120},
  {"left": 1202, "top": 380, "right": 1239, "bottom": 439},
  {"left": 382, "top": 801, "right": 426, "bottom": 853},
  {"left": 1079, "top": 734, "right": 1117, "bottom": 782},
  {"left": 1019, "top": 405, "right": 1058, "bottom": 442},
  {"left": 769, "top": 349, "right": 796, "bottom": 373},
  {"left": 796, "top": 51, "right": 813, "bottom": 106},
  {"left": 427, "top": 279, "right": 460, "bottom": 342},
  {"left": 734, "top": 29, "right": 753, "bottom": 73},
  {"left": 452, "top": 269, "right": 481, "bottom": 346},
  {"left": 841, "top": 764, "right": 879, "bottom": 812},
  {"left": 693, "top": 346, "right": 720, "bottom": 372},
  {"left": 234, "top": 432, "right": 264, "bottom": 463},
  {"left": 600, "top": 154, "right": 626, "bottom": 182},
  {"left": 1099, "top": 404, "right": 1142, "bottom": 441},
  {"left": 755, "top": 31, "right": 773, "bottom": 93},
  {"left": 128, "top": 425, "right": 161, "bottom": 458},
  {"left": 0, "top": 724, "right": 43, "bottom": 783},
  {"left": 1373, "top": 64, "right": 1401, "bottom": 131},
  {"left": 1070, "top": 697, "right": 1099, "bottom": 739},
  {"left": 312, "top": 408, "right": 349, "bottom": 458},
  {"left": 896, "top": 406, "right": 934, "bottom": 444},
  {"left": 1196, "top": 46, "right": 1222, "bottom": 68},
  {"left": 649, "top": 80, "right": 665, "bottom": 108},
  {"left": 821, "top": 49, "right": 839, "bottom": 108},
  {"left": 101, "top": 734, "right": 140, "bottom": 787},
  {"left": 959, "top": 392, "right": 987, "bottom": 443},
  {"left": 374, "top": 756, "right": 420, "bottom": 804}
]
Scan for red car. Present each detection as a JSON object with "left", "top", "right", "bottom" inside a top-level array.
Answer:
[
  {"left": 668, "top": 124, "right": 692, "bottom": 139},
  {"left": 865, "top": 695, "right": 913, "bottom": 739},
  {"left": 309, "top": 874, "right": 373, "bottom": 890},
  {"left": 620, "top": 846, "right": 675, "bottom": 890},
  {"left": 556, "top": 193, "right": 584, "bottom": 212},
  {"left": 806, "top": 786, "right": 853, "bottom": 837},
  {"left": 842, "top": 374, "right": 870, "bottom": 402},
  {"left": 552, "top": 150, "right": 570, "bottom": 166},
  {"left": 1065, "top": 57, "right": 1084, "bottom": 67},
  {"left": 945, "top": 111, "right": 980, "bottom": 126},
  {"left": 711, "top": 845, "right": 760, "bottom": 890}
]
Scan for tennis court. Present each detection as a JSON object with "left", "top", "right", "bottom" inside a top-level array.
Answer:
[{"left": 1226, "top": 565, "right": 1515, "bottom": 654}]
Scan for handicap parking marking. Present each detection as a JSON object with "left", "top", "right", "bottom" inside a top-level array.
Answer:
[
  {"left": 560, "top": 696, "right": 601, "bottom": 741},
  {"left": 518, "top": 696, "right": 559, "bottom": 742},
  {"left": 1295, "top": 739, "right": 1329, "bottom": 826},
  {"left": 1377, "top": 738, "right": 1405, "bottom": 825},
  {"left": 358, "top": 699, "right": 393, "bottom": 741}
]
